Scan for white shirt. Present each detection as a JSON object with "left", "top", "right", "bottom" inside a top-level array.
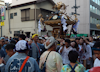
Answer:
[
  {"left": 85, "top": 45, "right": 92, "bottom": 59},
  {"left": 78, "top": 45, "right": 83, "bottom": 52},
  {"left": 59, "top": 46, "right": 73, "bottom": 64},
  {"left": 39, "top": 51, "right": 63, "bottom": 72},
  {"left": 89, "top": 42, "right": 94, "bottom": 47},
  {"left": 94, "top": 58, "right": 100, "bottom": 67},
  {"left": 78, "top": 44, "right": 87, "bottom": 60}
]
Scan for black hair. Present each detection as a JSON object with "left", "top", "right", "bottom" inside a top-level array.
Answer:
[
  {"left": 19, "top": 34, "right": 26, "bottom": 40},
  {"left": 75, "top": 38, "right": 80, "bottom": 40},
  {"left": 90, "top": 36, "right": 93, "bottom": 38},
  {"left": 65, "top": 39, "right": 70, "bottom": 44},
  {"left": 79, "top": 37, "right": 83, "bottom": 40},
  {"left": 93, "top": 41, "right": 100, "bottom": 49},
  {"left": 68, "top": 50, "right": 78, "bottom": 63},
  {"left": 14, "top": 38, "right": 19, "bottom": 41},
  {"left": 86, "top": 38, "right": 89, "bottom": 42},
  {"left": 5, "top": 43, "right": 15, "bottom": 51},
  {"left": 10, "top": 40, "right": 16, "bottom": 44},
  {"left": 42, "top": 37, "right": 46, "bottom": 40}
]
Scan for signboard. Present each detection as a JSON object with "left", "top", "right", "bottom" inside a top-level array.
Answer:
[
  {"left": 1, "top": 6, "right": 6, "bottom": 20},
  {"left": 0, "top": 22, "right": 4, "bottom": 26}
]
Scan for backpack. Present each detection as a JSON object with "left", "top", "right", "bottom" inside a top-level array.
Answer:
[
  {"left": 68, "top": 64, "right": 77, "bottom": 72},
  {"left": 40, "top": 51, "right": 51, "bottom": 72}
]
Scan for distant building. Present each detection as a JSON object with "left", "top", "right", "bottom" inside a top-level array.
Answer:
[
  {"left": 54, "top": 0, "right": 100, "bottom": 35},
  {"left": 0, "top": 0, "right": 5, "bottom": 6},
  {"left": 2, "top": 0, "right": 55, "bottom": 37}
]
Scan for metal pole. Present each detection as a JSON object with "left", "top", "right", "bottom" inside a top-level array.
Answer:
[
  {"left": 35, "top": 4, "right": 37, "bottom": 34},
  {"left": 75, "top": 0, "right": 76, "bottom": 14},
  {"left": 1, "top": 26, "right": 2, "bottom": 37},
  {"left": 8, "top": 4, "right": 11, "bottom": 33}
]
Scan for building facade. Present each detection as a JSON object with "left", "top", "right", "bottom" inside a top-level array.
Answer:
[
  {"left": 54, "top": 0, "right": 100, "bottom": 35},
  {"left": 90, "top": 0, "right": 100, "bottom": 35},
  {"left": 1, "top": 0, "right": 55, "bottom": 37}
]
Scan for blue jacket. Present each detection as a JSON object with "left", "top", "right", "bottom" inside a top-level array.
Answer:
[
  {"left": 31, "top": 41, "right": 41, "bottom": 60},
  {"left": 0, "top": 49, "right": 5, "bottom": 58},
  {"left": 5, "top": 52, "right": 40, "bottom": 72}
]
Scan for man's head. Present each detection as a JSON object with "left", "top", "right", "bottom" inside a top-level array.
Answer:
[
  {"left": 32, "top": 34, "right": 38, "bottom": 42},
  {"left": 5, "top": 36, "right": 8, "bottom": 39},
  {"left": 89, "top": 36, "right": 93, "bottom": 42},
  {"left": 68, "top": 50, "right": 78, "bottom": 63},
  {"left": 65, "top": 39, "right": 70, "bottom": 47},
  {"left": 19, "top": 34, "right": 26, "bottom": 40},
  {"left": 15, "top": 40, "right": 31, "bottom": 54},
  {"left": 38, "top": 37, "right": 43, "bottom": 44},
  {"left": 75, "top": 38, "right": 80, "bottom": 44},
  {"left": 79, "top": 38, "right": 84, "bottom": 45},
  {"left": 5, "top": 39, "right": 9, "bottom": 44},
  {"left": 0, "top": 37, "right": 5, "bottom": 46},
  {"left": 14, "top": 38, "right": 19, "bottom": 43},
  {"left": 10, "top": 37, "right": 12, "bottom": 40},
  {"left": 45, "top": 36, "right": 57, "bottom": 50},
  {"left": 93, "top": 42, "right": 100, "bottom": 60},
  {"left": 71, "top": 41, "right": 75, "bottom": 48},
  {"left": 42, "top": 37, "right": 46, "bottom": 44},
  {"left": 5, "top": 43, "right": 15, "bottom": 57}
]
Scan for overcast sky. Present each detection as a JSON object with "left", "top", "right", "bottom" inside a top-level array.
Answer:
[{"left": 5, "top": 0, "right": 12, "bottom": 3}]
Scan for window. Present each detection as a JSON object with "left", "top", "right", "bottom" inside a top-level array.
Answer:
[
  {"left": 90, "top": 5, "right": 92, "bottom": 12},
  {"left": 21, "top": 8, "right": 30, "bottom": 21},
  {"left": 93, "top": 0, "right": 95, "bottom": 2},
  {"left": 14, "top": 12, "right": 17, "bottom": 16},
  {"left": 99, "top": 0, "right": 100, "bottom": 5},
  {"left": 90, "top": 17, "right": 92, "bottom": 23},
  {"left": 10, "top": 13, "right": 13, "bottom": 19}
]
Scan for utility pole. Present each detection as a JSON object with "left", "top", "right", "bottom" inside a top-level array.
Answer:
[
  {"left": 5, "top": 3, "right": 11, "bottom": 34},
  {"left": 72, "top": 0, "right": 80, "bottom": 15},
  {"left": 70, "top": 0, "right": 80, "bottom": 36}
]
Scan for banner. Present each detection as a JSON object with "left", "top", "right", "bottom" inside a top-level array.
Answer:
[{"left": 1, "top": 6, "right": 6, "bottom": 20}]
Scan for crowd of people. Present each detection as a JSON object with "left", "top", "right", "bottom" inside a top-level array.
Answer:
[{"left": 0, "top": 34, "right": 100, "bottom": 72}]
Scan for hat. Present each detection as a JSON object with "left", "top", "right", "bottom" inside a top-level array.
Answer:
[
  {"left": 15, "top": 40, "right": 31, "bottom": 52},
  {"left": 32, "top": 34, "right": 38, "bottom": 39},
  {"left": 45, "top": 36, "right": 57, "bottom": 49},
  {"left": 0, "top": 37, "right": 4, "bottom": 40},
  {"left": 39, "top": 37, "right": 43, "bottom": 40}
]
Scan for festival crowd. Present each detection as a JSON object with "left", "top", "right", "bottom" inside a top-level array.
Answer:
[{"left": 0, "top": 34, "right": 100, "bottom": 72}]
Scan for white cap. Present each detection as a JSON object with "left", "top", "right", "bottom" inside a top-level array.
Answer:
[
  {"left": 15, "top": 40, "right": 31, "bottom": 51},
  {"left": 45, "top": 36, "right": 57, "bottom": 49}
]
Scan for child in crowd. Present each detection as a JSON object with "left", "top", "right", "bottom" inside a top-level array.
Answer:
[{"left": 61, "top": 50, "right": 85, "bottom": 72}]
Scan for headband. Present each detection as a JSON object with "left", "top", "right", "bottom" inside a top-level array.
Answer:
[{"left": 32, "top": 34, "right": 38, "bottom": 39}]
